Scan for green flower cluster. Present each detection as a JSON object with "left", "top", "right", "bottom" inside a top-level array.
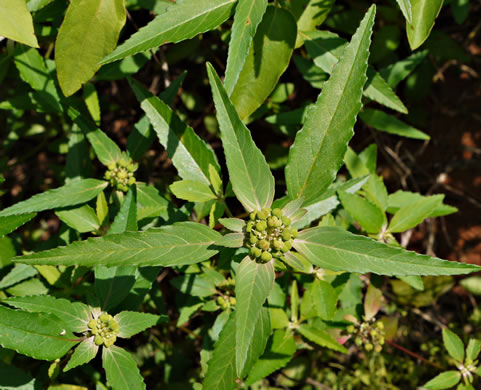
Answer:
[
  {"left": 245, "top": 208, "right": 298, "bottom": 263},
  {"left": 347, "top": 320, "right": 385, "bottom": 353},
  {"left": 216, "top": 296, "right": 236, "bottom": 310},
  {"left": 88, "top": 313, "right": 120, "bottom": 347},
  {"left": 104, "top": 159, "right": 138, "bottom": 192}
]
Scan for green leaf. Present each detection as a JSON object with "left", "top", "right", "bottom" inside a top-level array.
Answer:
[
  {"left": 109, "top": 185, "right": 137, "bottom": 234},
  {"left": 0, "top": 179, "right": 108, "bottom": 217},
  {"left": 55, "top": 0, "right": 126, "bottom": 96},
  {"left": 0, "top": 214, "right": 36, "bottom": 237},
  {"left": 387, "top": 190, "right": 457, "bottom": 217},
  {"left": 285, "top": 6, "right": 376, "bottom": 206},
  {"left": 245, "top": 329, "right": 296, "bottom": 385},
  {"left": 380, "top": 50, "right": 428, "bottom": 88},
  {"left": 466, "top": 338, "right": 481, "bottom": 361},
  {"left": 102, "top": 346, "right": 145, "bottom": 390},
  {"left": 136, "top": 183, "right": 170, "bottom": 221},
  {"left": 235, "top": 256, "right": 275, "bottom": 376},
  {"left": 56, "top": 204, "right": 100, "bottom": 233},
  {"left": 443, "top": 328, "right": 465, "bottom": 362},
  {"left": 66, "top": 124, "right": 92, "bottom": 183},
  {"left": 407, "top": 0, "right": 444, "bottom": 50},
  {"left": 16, "top": 222, "right": 221, "bottom": 267},
  {"left": 207, "top": 63, "right": 275, "bottom": 212},
  {"left": 303, "top": 30, "right": 407, "bottom": 114},
  {"left": 101, "top": 0, "right": 236, "bottom": 64},
  {"left": 300, "top": 279, "right": 337, "bottom": 321},
  {"left": 0, "top": 264, "right": 37, "bottom": 290},
  {"left": 115, "top": 311, "right": 159, "bottom": 338},
  {"left": 0, "top": 0, "right": 38, "bottom": 47},
  {"left": 289, "top": 0, "right": 334, "bottom": 47},
  {"left": 297, "top": 324, "right": 347, "bottom": 353},
  {"left": 219, "top": 218, "right": 246, "bottom": 232},
  {"left": 7, "top": 278, "right": 48, "bottom": 297},
  {"left": 203, "top": 313, "right": 237, "bottom": 390},
  {"left": 241, "top": 307, "right": 271, "bottom": 377},
  {"left": 388, "top": 195, "right": 443, "bottom": 233},
  {"left": 171, "top": 273, "right": 217, "bottom": 297},
  {"left": 0, "top": 360, "right": 38, "bottom": 389},
  {"left": 95, "top": 265, "right": 136, "bottom": 311},
  {"left": 360, "top": 109, "right": 430, "bottom": 140},
  {"left": 170, "top": 180, "right": 217, "bottom": 202},
  {"left": 338, "top": 190, "right": 385, "bottom": 234},
  {"left": 460, "top": 276, "right": 481, "bottom": 296},
  {"left": 230, "top": 6, "right": 297, "bottom": 120},
  {"left": 0, "top": 305, "right": 79, "bottom": 360},
  {"left": 14, "top": 45, "right": 62, "bottom": 112},
  {"left": 396, "top": 0, "right": 413, "bottom": 23},
  {"left": 224, "top": 0, "right": 268, "bottom": 95},
  {"left": 364, "top": 282, "right": 383, "bottom": 321},
  {"left": 64, "top": 337, "right": 98, "bottom": 371},
  {"left": 424, "top": 371, "right": 461, "bottom": 390},
  {"left": 293, "top": 226, "right": 480, "bottom": 276},
  {"left": 130, "top": 78, "right": 219, "bottom": 187},
  {"left": 3, "top": 295, "right": 91, "bottom": 332},
  {"left": 215, "top": 233, "right": 245, "bottom": 248}
]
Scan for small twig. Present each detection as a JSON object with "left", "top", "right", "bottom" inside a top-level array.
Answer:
[
  {"left": 387, "top": 340, "right": 443, "bottom": 369},
  {"left": 305, "top": 377, "right": 333, "bottom": 390},
  {"left": 412, "top": 307, "right": 446, "bottom": 329}
]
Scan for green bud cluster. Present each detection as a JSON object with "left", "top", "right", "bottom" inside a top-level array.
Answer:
[
  {"left": 104, "top": 159, "right": 138, "bottom": 192},
  {"left": 245, "top": 208, "right": 298, "bottom": 263},
  {"left": 88, "top": 313, "right": 120, "bottom": 348},
  {"left": 216, "top": 295, "right": 236, "bottom": 310},
  {"left": 348, "top": 320, "right": 385, "bottom": 353}
]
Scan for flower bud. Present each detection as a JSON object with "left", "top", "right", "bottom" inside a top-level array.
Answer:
[
  {"left": 258, "top": 239, "right": 270, "bottom": 250},
  {"left": 261, "top": 251, "right": 272, "bottom": 262},
  {"left": 250, "top": 247, "right": 261, "bottom": 258},
  {"left": 94, "top": 335, "right": 104, "bottom": 346},
  {"left": 272, "top": 208, "right": 283, "bottom": 218},
  {"left": 282, "top": 216, "right": 291, "bottom": 226},
  {"left": 256, "top": 221, "right": 267, "bottom": 232}
]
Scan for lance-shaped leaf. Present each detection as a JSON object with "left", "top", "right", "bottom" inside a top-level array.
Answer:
[
  {"left": 0, "top": 213, "right": 36, "bottom": 237},
  {"left": 442, "top": 328, "right": 464, "bottom": 362},
  {"left": 0, "top": 179, "right": 108, "bottom": 217},
  {"left": 235, "top": 256, "right": 275, "bottom": 376},
  {"left": 65, "top": 337, "right": 99, "bottom": 371},
  {"left": 245, "top": 329, "right": 296, "bottom": 385},
  {"left": 303, "top": 29, "right": 406, "bottom": 114},
  {"left": 3, "top": 295, "right": 91, "bottom": 333},
  {"left": 293, "top": 226, "right": 480, "bottom": 276},
  {"left": 241, "top": 307, "right": 271, "bottom": 378},
  {"left": 380, "top": 50, "right": 428, "bottom": 88},
  {"left": 407, "top": 0, "right": 444, "bottom": 50},
  {"left": 115, "top": 311, "right": 159, "bottom": 339},
  {"left": 101, "top": 0, "right": 236, "bottom": 64},
  {"left": 396, "top": 0, "right": 413, "bottom": 23},
  {"left": 388, "top": 195, "right": 443, "bottom": 233},
  {"left": 424, "top": 371, "right": 461, "bottom": 390},
  {"left": 56, "top": 204, "right": 100, "bottom": 233},
  {"left": 224, "top": 0, "right": 268, "bottom": 95},
  {"left": 170, "top": 180, "right": 217, "bottom": 202},
  {"left": 207, "top": 63, "right": 275, "bottom": 212},
  {"left": 297, "top": 325, "right": 347, "bottom": 353},
  {"left": 338, "top": 190, "right": 385, "bottom": 234},
  {"left": 230, "top": 6, "right": 297, "bottom": 120},
  {"left": 203, "top": 313, "right": 237, "bottom": 390},
  {"left": 102, "top": 346, "right": 145, "bottom": 390},
  {"left": 109, "top": 185, "right": 138, "bottom": 234},
  {"left": 16, "top": 222, "right": 221, "bottom": 267},
  {"left": 129, "top": 78, "right": 219, "bottom": 187},
  {"left": 55, "top": 0, "right": 126, "bottom": 96},
  {"left": 0, "top": 305, "right": 79, "bottom": 360},
  {"left": 285, "top": 6, "right": 376, "bottom": 207},
  {"left": 0, "top": 0, "right": 38, "bottom": 47}
]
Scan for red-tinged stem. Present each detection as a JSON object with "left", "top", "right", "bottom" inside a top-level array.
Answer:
[{"left": 386, "top": 340, "right": 443, "bottom": 369}]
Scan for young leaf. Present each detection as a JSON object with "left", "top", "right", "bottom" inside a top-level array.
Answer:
[
  {"left": 170, "top": 180, "right": 217, "bottom": 202},
  {"left": 56, "top": 204, "right": 100, "bottom": 233},
  {"left": 16, "top": 222, "right": 221, "bottom": 267},
  {"left": 109, "top": 185, "right": 138, "bottom": 234},
  {"left": 224, "top": 0, "right": 268, "bottom": 95},
  {"left": 442, "top": 328, "right": 465, "bottom": 362},
  {"left": 303, "top": 30, "right": 407, "bottom": 114},
  {"left": 360, "top": 109, "right": 430, "bottom": 140},
  {"left": 0, "top": 179, "right": 108, "bottom": 217},
  {"left": 338, "top": 190, "right": 385, "bottom": 234},
  {"left": 285, "top": 6, "right": 376, "bottom": 206},
  {"left": 293, "top": 226, "right": 480, "bottom": 276},
  {"left": 387, "top": 191, "right": 457, "bottom": 217},
  {"left": 115, "top": 311, "right": 159, "bottom": 338},
  {"left": 388, "top": 195, "right": 443, "bottom": 233},
  {"left": 0, "top": 0, "right": 38, "bottom": 47},
  {"left": 364, "top": 283, "right": 383, "bottom": 321},
  {"left": 203, "top": 313, "right": 237, "bottom": 390},
  {"left": 64, "top": 337, "right": 99, "bottom": 371},
  {"left": 55, "top": 0, "right": 126, "bottom": 96},
  {"left": 407, "top": 0, "right": 444, "bottom": 50},
  {"left": 235, "top": 256, "right": 275, "bottom": 376},
  {"left": 466, "top": 338, "right": 481, "bottom": 361},
  {"left": 300, "top": 279, "right": 337, "bottom": 321},
  {"left": 0, "top": 305, "right": 79, "bottom": 360},
  {"left": 129, "top": 78, "right": 219, "bottom": 187},
  {"left": 0, "top": 213, "right": 36, "bottom": 237},
  {"left": 207, "top": 63, "right": 275, "bottom": 212},
  {"left": 215, "top": 233, "right": 245, "bottom": 248},
  {"left": 102, "top": 346, "right": 145, "bottom": 390},
  {"left": 3, "top": 295, "right": 91, "bottom": 332},
  {"left": 219, "top": 218, "right": 246, "bottom": 232},
  {"left": 245, "top": 329, "right": 296, "bottom": 385},
  {"left": 379, "top": 50, "right": 428, "bottom": 88},
  {"left": 101, "top": 0, "right": 236, "bottom": 64},
  {"left": 297, "top": 325, "right": 347, "bottom": 353},
  {"left": 424, "top": 371, "right": 462, "bottom": 390},
  {"left": 396, "top": 0, "right": 413, "bottom": 23},
  {"left": 230, "top": 6, "right": 297, "bottom": 120}
]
